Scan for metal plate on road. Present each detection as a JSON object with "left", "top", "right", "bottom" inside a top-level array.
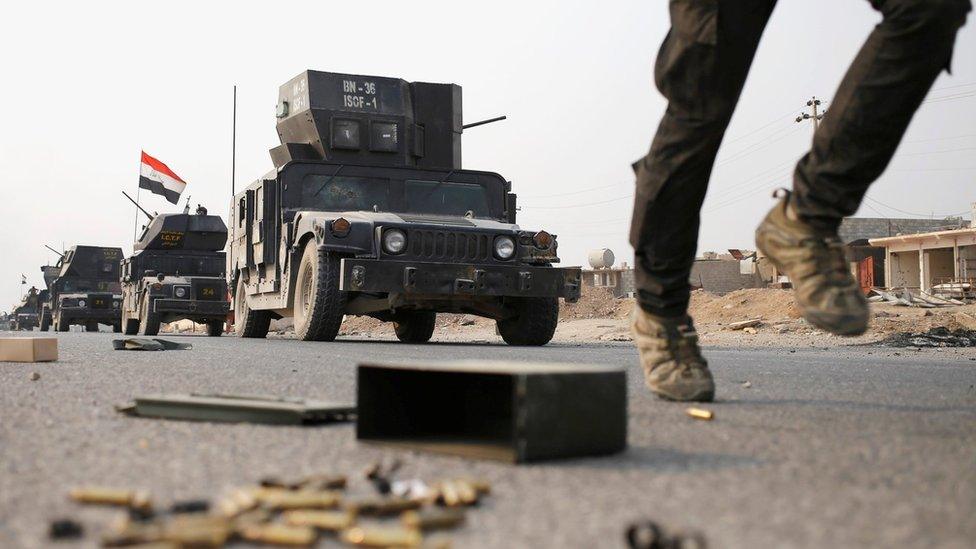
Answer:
[{"left": 117, "top": 393, "right": 356, "bottom": 425}]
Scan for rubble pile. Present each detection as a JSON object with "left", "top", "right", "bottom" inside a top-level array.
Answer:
[
  {"left": 560, "top": 287, "right": 634, "bottom": 320},
  {"left": 59, "top": 463, "right": 489, "bottom": 547},
  {"left": 877, "top": 327, "right": 976, "bottom": 348}
]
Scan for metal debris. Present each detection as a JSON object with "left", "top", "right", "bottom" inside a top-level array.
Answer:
[
  {"left": 115, "top": 393, "right": 355, "bottom": 425},
  {"left": 111, "top": 338, "right": 193, "bottom": 351},
  {"left": 685, "top": 408, "right": 714, "bottom": 421},
  {"left": 48, "top": 518, "right": 84, "bottom": 539},
  {"left": 626, "top": 520, "right": 708, "bottom": 549}
]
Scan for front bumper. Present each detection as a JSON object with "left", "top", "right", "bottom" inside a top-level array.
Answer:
[
  {"left": 153, "top": 299, "right": 230, "bottom": 316},
  {"left": 60, "top": 308, "right": 120, "bottom": 322},
  {"left": 339, "top": 259, "right": 581, "bottom": 301}
]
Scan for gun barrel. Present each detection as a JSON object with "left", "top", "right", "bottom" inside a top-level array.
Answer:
[
  {"left": 462, "top": 115, "right": 507, "bottom": 130},
  {"left": 43, "top": 244, "right": 64, "bottom": 258},
  {"left": 122, "top": 191, "right": 154, "bottom": 221}
]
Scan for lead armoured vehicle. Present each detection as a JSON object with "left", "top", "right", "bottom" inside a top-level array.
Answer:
[
  {"left": 48, "top": 246, "right": 124, "bottom": 332},
  {"left": 229, "top": 70, "right": 581, "bottom": 344},
  {"left": 120, "top": 207, "right": 230, "bottom": 336}
]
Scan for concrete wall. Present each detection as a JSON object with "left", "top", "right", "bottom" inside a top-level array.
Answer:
[
  {"left": 889, "top": 251, "right": 920, "bottom": 288},
  {"left": 689, "top": 260, "right": 763, "bottom": 295}
]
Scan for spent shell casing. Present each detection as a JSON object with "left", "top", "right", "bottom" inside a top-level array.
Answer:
[
  {"left": 299, "top": 474, "right": 348, "bottom": 491},
  {"left": 162, "top": 515, "right": 231, "bottom": 547},
  {"left": 255, "top": 489, "right": 342, "bottom": 510},
  {"left": 240, "top": 523, "right": 317, "bottom": 546},
  {"left": 341, "top": 526, "right": 422, "bottom": 548},
  {"left": 346, "top": 497, "right": 422, "bottom": 516},
  {"left": 283, "top": 509, "right": 356, "bottom": 532},
  {"left": 436, "top": 482, "right": 461, "bottom": 507},
  {"left": 686, "top": 407, "right": 714, "bottom": 420},
  {"left": 101, "top": 521, "right": 165, "bottom": 547},
  {"left": 217, "top": 488, "right": 259, "bottom": 517},
  {"left": 460, "top": 479, "right": 491, "bottom": 496},
  {"left": 453, "top": 481, "right": 478, "bottom": 505},
  {"left": 69, "top": 487, "right": 152, "bottom": 510},
  {"left": 401, "top": 508, "right": 466, "bottom": 531}
]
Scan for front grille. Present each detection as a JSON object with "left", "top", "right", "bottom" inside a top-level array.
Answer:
[{"left": 405, "top": 229, "right": 492, "bottom": 262}]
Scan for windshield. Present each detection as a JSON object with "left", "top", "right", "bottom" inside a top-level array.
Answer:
[
  {"left": 62, "top": 279, "right": 121, "bottom": 293},
  {"left": 302, "top": 175, "right": 390, "bottom": 212},
  {"left": 296, "top": 171, "right": 499, "bottom": 219},
  {"left": 404, "top": 180, "right": 490, "bottom": 218}
]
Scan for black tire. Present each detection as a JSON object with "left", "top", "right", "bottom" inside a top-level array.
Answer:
[
  {"left": 112, "top": 322, "right": 122, "bottom": 333},
  {"left": 206, "top": 320, "right": 223, "bottom": 337},
  {"left": 235, "top": 276, "right": 271, "bottom": 338},
  {"left": 293, "top": 242, "right": 347, "bottom": 342},
  {"left": 497, "top": 297, "right": 560, "bottom": 346},
  {"left": 393, "top": 311, "right": 436, "bottom": 343},
  {"left": 56, "top": 316, "right": 69, "bottom": 332},
  {"left": 40, "top": 313, "right": 50, "bottom": 332},
  {"left": 140, "top": 293, "right": 160, "bottom": 336},
  {"left": 85, "top": 321, "right": 99, "bottom": 332}
]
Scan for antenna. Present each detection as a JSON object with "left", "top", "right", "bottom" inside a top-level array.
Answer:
[{"left": 462, "top": 115, "right": 507, "bottom": 130}]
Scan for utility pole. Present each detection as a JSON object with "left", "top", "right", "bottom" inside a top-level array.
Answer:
[{"left": 795, "top": 96, "right": 826, "bottom": 132}]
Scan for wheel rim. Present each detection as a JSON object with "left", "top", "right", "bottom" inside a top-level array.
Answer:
[{"left": 298, "top": 264, "right": 313, "bottom": 320}]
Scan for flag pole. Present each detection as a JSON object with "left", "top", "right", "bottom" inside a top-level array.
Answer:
[{"left": 133, "top": 151, "right": 143, "bottom": 241}]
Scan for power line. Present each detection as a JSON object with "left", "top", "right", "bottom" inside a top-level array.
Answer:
[
  {"left": 520, "top": 193, "right": 633, "bottom": 210},
  {"left": 895, "top": 146, "right": 976, "bottom": 157},
  {"left": 862, "top": 195, "right": 969, "bottom": 218},
  {"left": 518, "top": 182, "right": 626, "bottom": 200}
]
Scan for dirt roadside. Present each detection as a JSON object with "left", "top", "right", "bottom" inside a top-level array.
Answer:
[{"left": 164, "top": 287, "right": 976, "bottom": 352}]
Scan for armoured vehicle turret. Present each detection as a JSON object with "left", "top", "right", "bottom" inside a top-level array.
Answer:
[
  {"left": 48, "top": 246, "right": 123, "bottom": 332},
  {"left": 120, "top": 206, "right": 230, "bottom": 336},
  {"left": 229, "top": 70, "right": 581, "bottom": 344}
]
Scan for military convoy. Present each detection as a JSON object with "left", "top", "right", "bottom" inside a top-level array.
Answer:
[
  {"left": 120, "top": 206, "right": 230, "bottom": 336},
  {"left": 45, "top": 246, "right": 124, "bottom": 332},
  {"left": 4, "top": 70, "right": 581, "bottom": 345},
  {"left": 228, "top": 70, "right": 581, "bottom": 345}
]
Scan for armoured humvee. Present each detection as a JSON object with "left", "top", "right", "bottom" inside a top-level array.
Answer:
[
  {"left": 9, "top": 287, "right": 42, "bottom": 330},
  {"left": 229, "top": 70, "right": 581, "bottom": 344},
  {"left": 120, "top": 207, "right": 230, "bottom": 336},
  {"left": 37, "top": 265, "right": 58, "bottom": 331},
  {"left": 48, "top": 246, "right": 124, "bottom": 332}
]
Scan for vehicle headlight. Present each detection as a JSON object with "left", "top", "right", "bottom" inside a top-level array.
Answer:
[
  {"left": 382, "top": 229, "right": 407, "bottom": 254},
  {"left": 174, "top": 287, "right": 187, "bottom": 298},
  {"left": 78, "top": 299, "right": 87, "bottom": 308},
  {"left": 113, "top": 300, "right": 120, "bottom": 308},
  {"left": 494, "top": 235, "right": 516, "bottom": 260}
]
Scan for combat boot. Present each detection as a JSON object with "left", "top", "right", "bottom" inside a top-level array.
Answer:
[
  {"left": 631, "top": 309, "right": 714, "bottom": 402},
  {"left": 755, "top": 192, "right": 869, "bottom": 336}
]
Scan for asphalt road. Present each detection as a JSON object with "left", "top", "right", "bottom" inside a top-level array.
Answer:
[{"left": 1, "top": 332, "right": 974, "bottom": 548}]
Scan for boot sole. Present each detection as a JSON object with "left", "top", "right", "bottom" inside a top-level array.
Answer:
[
  {"left": 756, "top": 228, "right": 869, "bottom": 337},
  {"left": 649, "top": 385, "right": 715, "bottom": 403}
]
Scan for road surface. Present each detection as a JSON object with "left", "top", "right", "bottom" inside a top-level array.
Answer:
[{"left": 1, "top": 332, "right": 974, "bottom": 548}]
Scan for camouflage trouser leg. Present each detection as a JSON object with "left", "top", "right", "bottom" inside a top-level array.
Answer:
[
  {"left": 631, "top": 0, "right": 777, "bottom": 317},
  {"left": 791, "top": 0, "right": 971, "bottom": 233}
]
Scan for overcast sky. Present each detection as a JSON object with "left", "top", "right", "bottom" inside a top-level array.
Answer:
[{"left": 1, "top": 0, "right": 974, "bottom": 308}]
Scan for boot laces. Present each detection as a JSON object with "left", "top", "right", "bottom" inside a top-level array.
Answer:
[{"left": 800, "top": 237, "right": 849, "bottom": 285}]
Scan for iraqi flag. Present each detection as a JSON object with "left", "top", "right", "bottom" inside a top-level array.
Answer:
[{"left": 139, "top": 151, "right": 186, "bottom": 204}]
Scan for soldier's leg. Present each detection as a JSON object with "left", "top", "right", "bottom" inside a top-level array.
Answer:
[
  {"left": 791, "top": 0, "right": 971, "bottom": 231},
  {"left": 756, "top": 0, "right": 970, "bottom": 336},
  {"left": 631, "top": 0, "right": 777, "bottom": 317},
  {"left": 631, "top": 0, "right": 777, "bottom": 402}
]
